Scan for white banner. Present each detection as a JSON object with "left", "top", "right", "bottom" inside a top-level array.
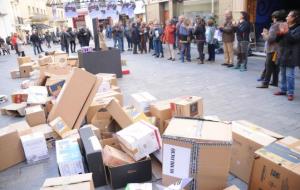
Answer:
[
  {"left": 52, "top": 5, "right": 57, "bottom": 20},
  {"left": 88, "top": 2, "right": 101, "bottom": 19},
  {"left": 64, "top": 2, "right": 78, "bottom": 18}
]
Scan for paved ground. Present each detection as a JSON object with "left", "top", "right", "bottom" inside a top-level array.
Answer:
[{"left": 0, "top": 40, "right": 300, "bottom": 190}]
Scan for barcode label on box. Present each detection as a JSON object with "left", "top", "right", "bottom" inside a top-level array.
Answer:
[{"left": 163, "top": 144, "right": 191, "bottom": 179}]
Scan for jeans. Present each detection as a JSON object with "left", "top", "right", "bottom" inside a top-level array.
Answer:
[
  {"left": 33, "top": 43, "right": 40, "bottom": 55},
  {"left": 180, "top": 43, "right": 191, "bottom": 62},
  {"left": 154, "top": 40, "right": 163, "bottom": 57},
  {"left": 280, "top": 66, "right": 295, "bottom": 95},
  {"left": 70, "top": 41, "right": 76, "bottom": 53},
  {"left": 116, "top": 36, "right": 123, "bottom": 52},
  {"left": 126, "top": 36, "right": 132, "bottom": 49}
]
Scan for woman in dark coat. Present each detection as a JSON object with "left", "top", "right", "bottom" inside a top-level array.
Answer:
[
  {"left": 274, "top": 10, "right": 300, "bottom": 101},
  {"left": 131, "top": 23, "right": 140, "bottom": 54}
]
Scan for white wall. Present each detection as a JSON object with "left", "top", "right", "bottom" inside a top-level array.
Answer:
[{"left": 0, "top": 1, "right": 16, "bottom": 37}]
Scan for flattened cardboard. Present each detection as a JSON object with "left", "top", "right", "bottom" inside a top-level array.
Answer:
[
  {"left": 0, "top": 126, "right": 25, "bottom": 171},
  {"left": 162, "top": 117, "right": 232, "bottom": 190},
  {"left": 79, "top": 126, "right": 107, "bottom": 187},
  {"left": 41, "top": 173, "right": 95, "bottom": 190},
  {"left": 230, "top": 120, "right": 282, "bottom": 183},
  {"left": 248, "top": 136, "right": 300, "bottom": 190},
  {"left": 25, "top": 105, "right": 46, "bottom": 127},
  {"left": 48, "top": 68, "right": 97, "bottom": 129},
  {"left": 106, "top": 98, "right": 133, "bottom": 129}
]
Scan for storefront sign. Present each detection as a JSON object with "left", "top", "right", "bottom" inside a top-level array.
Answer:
[{"left": 64, "top": 2, "right": 78, "bottom": 18}]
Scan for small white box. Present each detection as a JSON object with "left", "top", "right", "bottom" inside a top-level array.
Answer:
[
  {"left": 131, "top": 92, "right": 157, "bottom": 113},
  {"left": 117, "top": 120, "right": 162, "bottom": 161},
  {"left": 20, "top": 132, "right": 49, "bottom": 163},
  {"left": 56, "top": 138, "right": 84, "bottom": 176}
]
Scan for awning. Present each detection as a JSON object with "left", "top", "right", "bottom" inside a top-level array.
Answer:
[
  {"left": 29, "top": 14, "right": 49, "bottom": 22},
  {"left": 31, "top": 23, "right": 52, "bottom": 30}
]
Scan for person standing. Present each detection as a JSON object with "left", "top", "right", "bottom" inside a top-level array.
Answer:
[
  {"left": 153, "top": 22, "right": 164, "bottom": 58},
  {"left": 179, "top": 18, "right": 192, "bottom": 63},
  {"left": 131, "top": 22, "right": 140, "bottom": 54},
  {"left": 219, "top": 10, "right": 235, "bottom": 67},
  {"left": 11, "top": 33, "right": 19, "bottom": 55},
  {"left": 68, "top": 28, "right": 76, "bottom": 53},
  {"left": 16, "top": 35, "right": 25, "bottom": 57},
  {"left": 206, "top": 19, "right": 216, "bottom": 62},
  {"left": 235, "top": 12, "right": 251, "bottom": 71},
  {"left": 163, "top": 19, "right": 176, "bottom": 61},
  {"left": 30, "top": 31, "right": 40, "bottom": 55},
  {"left": 140, "top": 22, "right": 148, "bottom": 54},
  {"left": 45, "top": 31, "right": 52, "bottom": 48},
  {"left": 60, "top": 29, "right": 71, "bottom": 54},
  {"left": 37, "top": 33, "right": 44, "bottom": 53},
  {"left": 124, "top": 22, "right": 133, "bottom": 51},
  {"left": 257, "top": 10, "right": 286, "bottom": 88},
  {"left": 194, "top": 17, "right": 206, "bottom": 64},
  {"left": 274, "top": 10, "right": 300, "bottom": 101},
  {"left": 176, "top": 15, "right": 185, "bottom": 54},
  {"left": 148, "top": 21, "right": 154, "bottom": 53}
]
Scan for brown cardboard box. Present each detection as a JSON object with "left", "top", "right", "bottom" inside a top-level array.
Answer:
[
  {"left": 19, "top": 62, "right": 34, "bottom": 78},
  {"left": 11, "top": 91, "right": 28, "bottom": 103},
  {"left": 124, "top": 106, "right": 151, "bottom": 123},
  {"left": 162, "top": 117, "right": 232, "bottom": 190},
  {"left": 49, "top": 117, "right": 72, "bottom": 138},
  {"left": 1, "top": 102, "right": 27, "bottom": 116},
  {"left": 39, "top": 64, "right": 72, "bottom": 76},
  {"left": 170, "top": 96, "right": 203, "bottom": 117},
  {"left": 8, "top": 121, "right": 31, "bottom": 134},
  {"left": 87, "top": 97, "right": 112, "bottom": 124},
  {"left": 38, "top": 56, "right": 52, "bottom": 66},
  {"left": 0, "top": 126, "right": 25, "bottom": 171},
  {"left": 25, "top": 105, "right": 46, "bottom": 127},
  {"left": 91, "top": 111, "right": 112, "bottom": 132},
  {"left": 67, "top": 57, "right": 79, "bottom": 67},
  {"left": 224, "top": 185, "right": 240, "bottom": 190},
  {"left": 41, "top": 173, "right": 95, "bottom": 190},
  {"left": 248, "top": 136, "right": 300, "bottom": 190},
  {"left": 111, "top": 85, "right": 121, "bottom": 92},
  {"left": 31, "top": 124, "right": 59, "bottom": 140},
  {"left": 48, "top": 68, "right": 99, "bottom": 129},
  {"left": 17, "top": 56, "right": 31, "bottom": 65},
  {"left": 106, "top": 98, "right": 133, "bottom": 129},
  {"left": 103, "top": 145, "right": 135, "bottom": 167},
  {"left": 150, "top": 99, "right": 174, "bottom": 134},
  {"left": 10, "top": 70, "right": 20, "bottom": 79},
  {"left": 230, "top": 120, "right": 283, "bottom": 183}
]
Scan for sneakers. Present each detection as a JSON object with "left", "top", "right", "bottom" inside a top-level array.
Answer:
[
  {"left": 274, "top": 91, "right": 287, "bottom": 96},
  {"left": 288, "top": 95, "right": 294, "bottom": 101}
]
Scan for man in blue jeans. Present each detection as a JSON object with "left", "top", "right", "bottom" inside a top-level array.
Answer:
[{"left": 179, "top": 18, "right": 192, "bottom": 62}]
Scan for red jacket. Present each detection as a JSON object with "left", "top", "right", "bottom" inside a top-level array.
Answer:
[
  {"left": 163, "top": 25, "right": 176, "bottom": 44},
  {"left": 11, "top": 36, "right": 17, "bottom": 46}
]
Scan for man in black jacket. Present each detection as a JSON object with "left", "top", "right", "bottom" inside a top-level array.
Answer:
[
  {"left": 274, "top": 10, "right": 300, "bottom": 101},
  {"left": 235, "top": 12, "right": 251, "bottom": 71},
  {"left": 30, "top": 30, "right": 41, "bottom": 55},
  {"left": 194, "top": 18, "right": 206, "bottom": 64}
]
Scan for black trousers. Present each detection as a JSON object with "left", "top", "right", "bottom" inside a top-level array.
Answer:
[
  {"left": 207, "top": 43, "right": 215, "bottom": 61},
  {"left": 197, "top": 41, "right": 205, "bottom": 61},
  {"left": 70, "top": 41, "right": 76, "bottom": 53},
  {"left": 263, "top": 52, "right": 279, "bottom": 86}
]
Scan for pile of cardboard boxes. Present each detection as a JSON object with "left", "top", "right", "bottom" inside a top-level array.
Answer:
[{"left": 0, "top": 54, "right": 300, "bottom": 190}]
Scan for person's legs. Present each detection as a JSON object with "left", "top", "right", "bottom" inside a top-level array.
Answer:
[
  {"left": 280, "top": 66, "right": 287, "bottom": 93},
  {"left": 180, "top": 43, "right": 186, "bottom": 62},
  {"left": 121, "top": 37, "right": 124, "bottom": 51},
  {"left": 133, "top": 43, "right": 138, "bottom": 54},
  {"left": 167, "top": 44, "right": 171, "bottom": 59},
  {"left": 159, "top": 41, "right": 164, "bottom": 57},
  {"left": 228, "top": 42, "right": 234, "bottom": 65},
  {"left": 271, "top": 64, "right": 280, "bottom": 86},
  {"left": 235, "top": 42, "right": 242, "bottom": 69},
  {"left": 21, "top": 51, "right": 25, "bottom": 57},
  {"left": 286, "top": 67, "right": 295, "bottom": 96},
  {"left": 240, "top": 41, "right": 250, "bottom": 71},
  {"left": 186, "top": 43, "right": 191, "bottom": 61},
  {"left": 211, "top": 44, "right": 216, "bottom": 61},
  {"left": 170, "top": 44, "right": 175, "bottom": 59},
  {"left": 65, "top": 43, "right": 69, "bottom": 54},
  {"left": 223, "top": 42, "right": 229, "bottom": 64},
  {"left": 154, "top": 40, "right": 159, "bottom": 57}
]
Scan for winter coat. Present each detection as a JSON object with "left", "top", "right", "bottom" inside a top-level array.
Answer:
[
  {"left": 236, "top": 20, "right": 251, "bottom": 42},
  {"left": 131, "top": 26, "right": 140, "bottom": 43},
  {"left": 220, "top": 20, "right": 235, "bottom": 43},
  {"left": 263, "top": 22, "right": 282, "bottom": 53},
  {"left": 277, "top": 23, "right": 300, "bottom": 67},
  {"left": 16, "top": 39, "right": 24, "bottom": 52},
  {"left": 163, "top": 25, "right": 176, "bottom": 44},
  {"left": 194, "top": 24, "right": 206, "bottom": 42},
  {"left": 30, "top": 34, "right": 39, "bottom": 45}
]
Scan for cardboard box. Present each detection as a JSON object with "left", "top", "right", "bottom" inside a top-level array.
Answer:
[
  {"left": 17, "top": 56, "right": 31, "bottom": 65},
  {"left": 224, "top": 185, "right": 240, "bottom": 190},
  {"left": 248, "top": 136, "right": 300, "bottom": 190},
  {"left": 31, "top": 124, "right": 59, "bottom": 148},
  {"left": 49, "top": 117, "right": 71, "bottom": 138},
  {"left": 10, "top": 70, "right": 20, "bottom": 79},
  {"left": 111, "top": 85, "right": 121, "bottom": 92},
  {"left": 117, "top": 120, "right": 162, "bottom": 161},
  {"left": 39, "top": 64, "right": 72, "bottom": 76},
  {"left": 93, "top": 90, "right": 123, "bottom": 106},
  {"left": 1, "top": 102, "right": 27, "bottom": 116},
  {"left": 79, "top": 126, "right": 107, "bottom": 187},
  {"left": 131, "top": 92, "right": 157, "bottom": 113},
  {"left": 87, "top": 97, "right": 111, "bottom": 124},
  {"left": 106, "top": 98, "right": 133, "bottom": 129},
  {"left": 162, "top": 117, "right": 232, "bottom": 190},
  {"left": 8, "top": 121, "right": 31, "bottom": 135},
  {"left": 41, "top": 173, "right": 95, "bottom": 190},
  {"left": 103, "top": 145, "right": 135, "bottom": 167},
  {"left": 19, "top": 62, "right": 34, "bottom": 78},
  {"left": 96, "top": 73, "right": 117, "bottom": 86},
  {"left": 48, "top": 68, "right": 100, "bottom": 129},
  {"left": 25, "top": 105, "right": 46, "bottom": 127},
  {"left": 150, "top": 99, "right": 174, "bottom": 134},
  {"left": 230, "top": 120, "right": 283, "bottom": 183},
  {"left": 11, "top": 91, "right": 28, "bottom": 103},
  {"left": 0, "top": 126, "right": 26, "bottom": 171},
  {"left": 170, "top": 96, "right": 203, "bottom": 117},
  {"left": 67, "top": 57, "right": 79, "bottom": 67},
  {"left": 124, "top": 106, "right": 151, "bottom": 124},
  {"left": 97, "top": 79, "right": 111, "bottom": 93},
  {"left": 26, "top": 86, "right": 48, "bottom": 105},
  {"left": 82, "top": 124, "right": 101, "bottom": 140},
  {"left": 20, "top": 132, "right": 49, "bottom": 163},
  {"left": 56, "top": 138, "right": 85, "bottom": 176},
  {"left": 45, "top": 78, "right": 65, "bottom": 97},
  {"left": 38, "top": 56, "right": 52, "bottom": 66}
]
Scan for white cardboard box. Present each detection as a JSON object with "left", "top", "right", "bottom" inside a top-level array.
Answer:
[
  {"left": 131, "top": 92, "right": 157, "bottom": 113},
  {"left": 20, "top": 132, "right": 49, "bottom": 163},
  {"left": 56, "top": 138, "right": 84, "bottom": 176},
  {"left": 116, "top": 120, "right": 162, "bottom": 161}
]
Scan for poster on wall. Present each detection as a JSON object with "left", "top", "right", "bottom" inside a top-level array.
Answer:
[
  {"left": 107, "top": 0, "right": 118, "bottom": 20},
  {"left": 128, "top": 2, "right": 136, "bottom": 18},
  {"left": 64, "top": 2, "right": 78, "bottom": 18},
  {"left": 88, "top": 2, "right": 101, "bottom": 19}
]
